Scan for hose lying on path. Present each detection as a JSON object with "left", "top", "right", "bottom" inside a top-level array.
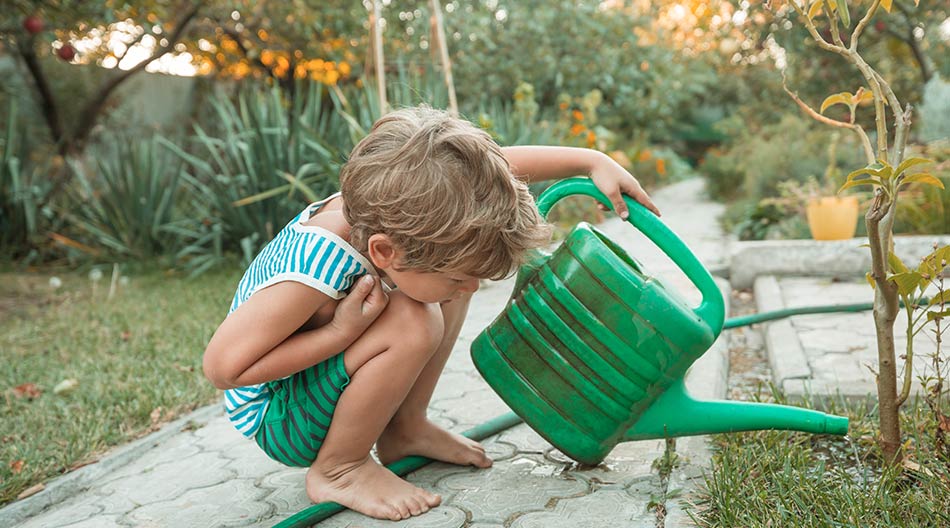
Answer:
[{"left": 275, "top": 300, "right": 900, "bottom": 527}]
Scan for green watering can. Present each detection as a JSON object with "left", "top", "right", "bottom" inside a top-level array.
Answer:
[{"left": 471, "top": 178, "right": 849, "bottom": 466}]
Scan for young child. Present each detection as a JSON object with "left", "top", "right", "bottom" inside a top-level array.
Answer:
[{"left": 202, "top": 106, "right": 659, "bottom": 521}]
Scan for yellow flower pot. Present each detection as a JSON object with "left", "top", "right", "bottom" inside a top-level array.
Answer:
[{"left": 805, "top": 196, "right": 859, "bottom": 241}]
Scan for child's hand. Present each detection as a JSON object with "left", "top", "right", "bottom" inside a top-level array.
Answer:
[
  {"left": 331, "top": 275, "right": 389, "bottom": 340},
  {"left": 590, "top": 155, "right": 661, "bottom": 219}
]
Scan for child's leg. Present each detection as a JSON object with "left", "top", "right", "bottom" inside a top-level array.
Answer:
[
  {"left": 376, "top": 293, "right": 492, "bottom": 468},
  {"left": 306, "top": 291, "right": 445, "bottom": 521}
]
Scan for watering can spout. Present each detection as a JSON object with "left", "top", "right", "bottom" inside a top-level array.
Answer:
[{"left": 623, "top": 380, "right": 849, "bottom": 441}]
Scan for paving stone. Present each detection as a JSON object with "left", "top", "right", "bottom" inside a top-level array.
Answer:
[
  {"left": 482, "top": 438, "right": 518, "bottom": 462},
  {"left": 126, "top": 478, "right": 271, "bottom": 527},
  {"left": 544, "top": 440, "right": 661, "bottom": 487},
  {"left": 509, "top": 488, "right": 656, "bottom": 528},
  {"left": 221, "top": 438, "right": 287, "bottom": 479},
  {"left": 94, "top": 431, "right": 204, "bottom": 488},
  {"left": 16, "top": 494, "right": 102, "bottom": 528},
  {"left": 99, "top": 451, "right": 233, "bottom": 506},
  {"left": 466, "top": 524, "right": 504, "bottom": 528},
  {"left": 431, "top": 370, "right": 483, "bottom": 401},
  {"left": 315, "top": 505, "right": 467, "bottom": 528},
  {"left": 437, "top": 455, "right": 588, "bottom": 523},
  {"left": 430, "top": 388, "right": 510, "bottom": 430},
  {"left": 498, "top": 423, "right": 552, "bottom": 454},
  {"left": 22, "top": 514, "right": 125, "bottom": 528},
  {"left": 193, "top": 413, "right": 244, "bottom": 453}
]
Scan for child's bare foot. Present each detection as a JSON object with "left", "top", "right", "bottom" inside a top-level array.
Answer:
[
  {"left": 307, "top": 456, "right": 441, "bottom": 521},
  {"left": 376, "top": 419, "right": 493, "bottom": 468}
]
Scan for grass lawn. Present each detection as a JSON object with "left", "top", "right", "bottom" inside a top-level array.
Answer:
[
  {"left": 1, "top": 266, "right": 242, "bottom": 505},
  {"left": 698, "top": 395, "right": 950, "bottom": 527}
]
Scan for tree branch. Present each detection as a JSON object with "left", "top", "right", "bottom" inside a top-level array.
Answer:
[
  {"left": 68, "top": 2, "right": 201, "bottom": 154},
  {"left": 15, "top": 35, "right": 63, "bottom": 145},
  {"left": 783, "top": 75, "right": 875, "bottom": 163},
  {"left": 850, "top": 0, "right": 881, "bottom": 51}
]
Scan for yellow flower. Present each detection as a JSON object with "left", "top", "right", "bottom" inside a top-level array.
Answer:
[{"left": 338, "top": 61, "right": 351, "bottom": 75}]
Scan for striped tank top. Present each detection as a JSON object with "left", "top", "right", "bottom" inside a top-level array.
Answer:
[{"left": 224, "top": 193, "right": 373, "bottom": 438}]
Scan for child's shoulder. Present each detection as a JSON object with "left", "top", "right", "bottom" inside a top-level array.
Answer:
[{"left": 300, "top": 195, "right": 352, "bottom": 241}]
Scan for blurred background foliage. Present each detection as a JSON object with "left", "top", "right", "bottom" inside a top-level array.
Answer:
[{"left": 0, "top": 0, "right": 948, "bottom": 268}]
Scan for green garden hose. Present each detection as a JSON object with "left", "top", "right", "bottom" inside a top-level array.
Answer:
[{"left": 275, "top": 299, "right": 898, "bottom": 527}]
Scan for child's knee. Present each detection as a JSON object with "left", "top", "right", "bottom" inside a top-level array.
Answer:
[{"left": 381, "top": 292, "right": 444, "bottom": 352}]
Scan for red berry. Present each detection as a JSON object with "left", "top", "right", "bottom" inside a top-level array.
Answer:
[
  {"left": 22, "top": 15, "right": 43, "bottom": 35},
  {"left": 875, "top": 21, "right": 886, "bottom": 32},
  {"left": 57, "top": 44, "right": 76, "bottom": 62}
]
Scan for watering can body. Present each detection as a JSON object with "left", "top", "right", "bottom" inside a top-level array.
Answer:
[{"left": 471, "top": 178, "right": 848, "bottom": 466}]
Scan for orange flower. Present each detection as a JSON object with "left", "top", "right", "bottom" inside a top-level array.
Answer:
[
  {"left": 572, "top": 110, "right": 584, "bottom": 122},
  {"left": 559, "top": 102, "right": 569, "bottom": 110},
  {"left": 586, "top": 131, "right": 596, "bottom": 148},
  {"left": 570, "top": 123, "right": 585, "bottom": 136},
  {"left": 638, "top": 149, "right": 652, "bottom": 162},
  {"left": 656, "top": 158, "right": 667, "bottom": 176}
]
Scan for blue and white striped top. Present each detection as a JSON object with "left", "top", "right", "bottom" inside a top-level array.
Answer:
[{"left": 224, "top": 193, "right": 373, "bottom": 438}]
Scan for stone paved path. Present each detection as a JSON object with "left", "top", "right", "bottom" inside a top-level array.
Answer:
[
  {"left": 1, "top": 177, "right": 731, "bottom": 528},
  {"left": 755, "top": 275, "right": 941, "bottom": 401}
]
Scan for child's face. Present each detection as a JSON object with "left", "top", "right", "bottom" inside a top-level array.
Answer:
[{"left": 384, "top": 266, "right": 481, "bottom": 304}]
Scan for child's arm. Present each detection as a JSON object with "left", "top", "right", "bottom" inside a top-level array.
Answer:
[
  {"left": 501, "top": 145, "right": 661, "bottom": 218},
  {"left": 203, "top": 275, "right": 387, "bottom": 389}
]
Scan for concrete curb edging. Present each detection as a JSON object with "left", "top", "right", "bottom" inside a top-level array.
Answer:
[
  {"left": 0, "top": 404, "right": 221, "bottom": 527},
  {"left": 754, "top": 276, "right": 812, "bottom": 392},
  {"left": 663, "top": 277, "right": 730, "bottom": 527},
  {"left": 729, "top": 236, "right": 950, "bottom": 289}
]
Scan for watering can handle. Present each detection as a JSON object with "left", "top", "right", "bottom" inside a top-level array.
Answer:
[{"left": 536, "top": 178, "right": 724, "bottom": 335}]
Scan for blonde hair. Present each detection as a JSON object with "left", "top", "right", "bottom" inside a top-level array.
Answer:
[{"left": 340, "top": 106, "right": 551, "bottom": 280}]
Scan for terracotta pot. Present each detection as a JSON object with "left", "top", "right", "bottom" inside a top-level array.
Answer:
[{"left": 805, "top": 196, "right": 859, "bottom": 240}]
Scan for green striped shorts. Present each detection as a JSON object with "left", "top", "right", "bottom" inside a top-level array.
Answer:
[{"left": 254, "top": 352, "right": 350, "bottom": 467}]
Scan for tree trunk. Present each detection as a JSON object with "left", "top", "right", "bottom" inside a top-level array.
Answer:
[
  {"left": 873, "top": 282, "right": 903, "bottom": 462},
  {"left": 867, "top": 196, "right": 903, "bottom": 463}
]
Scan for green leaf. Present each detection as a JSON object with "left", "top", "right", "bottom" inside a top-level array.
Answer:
[
  {"left": 890, "top": 271, "right": 923, "bottom": 296},
  {"left": 899, "top": 173, "right": 944, "bottom": 190},
  {"left": 820, "top": 92, "right": 852, "bottom": 114},
  {"left": 836, "top": 0, "right": 851, "bottom": 27},
  {"left": 894, "top": 157, "right": 933, "bottom": 177},
  {"left": 927, "top": 309, "right": 950, "bottom": 322},
  {"left": 836, "top": 0, "right": 851, "bottom": 28},
  {"left": 888, "top": 251, "right": 909, "bottom": 274},
  {"left": 927, "top": 290, "right": 950, "bottom": 308},
  {"left": 838, "top": 179, "right": 877, "bottom": 193}
]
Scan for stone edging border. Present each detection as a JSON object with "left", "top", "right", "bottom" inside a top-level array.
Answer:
[
  {"left": 663, "top": 277, "right": 730, "bottom": 527},
  {"left": 754, "top": 276, "right": 813, "bottom": 394}
]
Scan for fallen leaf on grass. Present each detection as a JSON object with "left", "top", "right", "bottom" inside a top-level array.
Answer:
[
  {"left": 53, "top": 379, "right": 79, "bottom": 396},
  {"left": 149, "top": 406, "right": 164, "bottom": 425},
  {"left": 120, "top": 331, "right": 131, "bottom": 341},
  {"left": 902, "top": 458, "right": 935, "bottom": 477},
  {"left": 173, "top": 364, "right": 194, "bottom": 373},
  {"left": 9, "top": 460, "right": 24, "bottom": 474},
  {"left": 938, "top": 412, "right": 950, "bottom": 433},
  {"left": 16, "top": 483, "right": 44, "bottom": 500},
  {"left": 68, "top": 459, "right": 97, "bottom": 472},
  {"left": 12, "top": 383, "right": 42, "bottom": 399}
]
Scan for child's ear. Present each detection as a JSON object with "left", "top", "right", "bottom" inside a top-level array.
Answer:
[{"left": 366, "top": 234, "right": 397, "bottom": 269}]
